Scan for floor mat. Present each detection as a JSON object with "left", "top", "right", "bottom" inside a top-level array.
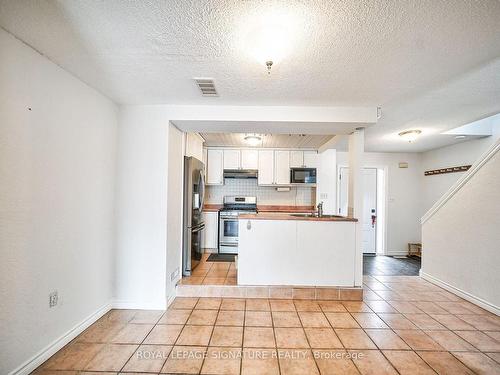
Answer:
[{"left": 207, "top": 253, "right": 235, "bottom": 262}]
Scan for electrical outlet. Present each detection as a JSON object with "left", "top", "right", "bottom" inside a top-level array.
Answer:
[
  {"left": 320, "top": 193, "right": 328, "bottom": 199},
  {"left": 49, "top": 291, "right": 58, "bottom": 308}
]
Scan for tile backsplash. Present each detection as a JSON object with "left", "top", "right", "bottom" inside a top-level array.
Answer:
[{"left": 206, "top": 179, "right": 315, "bottom": 206}]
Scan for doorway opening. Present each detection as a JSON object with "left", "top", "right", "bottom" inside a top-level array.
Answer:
[{"left": 337, "top": 167, "right": 386, "bottom": 255}]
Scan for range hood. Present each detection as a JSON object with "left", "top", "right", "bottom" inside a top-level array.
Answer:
[{"left": 223, "top": 169, "right": 258, "bottom": 179}]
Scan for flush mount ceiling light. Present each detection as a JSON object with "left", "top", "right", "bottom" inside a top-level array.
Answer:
[
  {"left": 244, "top": 134, "right": 262, "bottom": 146},
  {"left": 239, "top": 9, "right": 300, "bottom": 75},
  {"left": 455, "top": 135, "right": 467, "bottom": 139},
  {"left": 398, "top": 129, "right": 422, "bottom": 143}
]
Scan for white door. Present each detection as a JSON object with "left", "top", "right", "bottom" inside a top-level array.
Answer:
[
  {"left": 207, "top": 149, "right": 223, "bottom": 185},
  {"left": 258, "top": 150, "right": 274, "bottom": 185},
  {"left": 223, "top": 149, "right": 240, "bottom": 170},
  {"left": 274, "top": 151, "right": 290, "bottom": 185},
  {"left": 290, "top": 151, "right": 304, "bottom": 168},
  {"left": 241, "top": 149, "right": 258, "bottom": 169},
  {"left": 338, "top": 167, "right": 377, "bottom": 254},
  {"left": 362, "top": 169, "right": 377, "bottom": 254}
]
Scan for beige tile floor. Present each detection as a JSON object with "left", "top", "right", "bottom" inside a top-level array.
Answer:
[
  {"left": 34, "top": 275, "right": 500, "bottom": 374},
  {"left": 179, "top": 253, "right": 237, "bottom": 285}
]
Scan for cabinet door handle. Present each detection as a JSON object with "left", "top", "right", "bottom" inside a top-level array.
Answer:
[{"left": 246, "top": 220, "right": 251, "bottom": 230}]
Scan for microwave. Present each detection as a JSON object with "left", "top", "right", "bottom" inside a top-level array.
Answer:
[{"left": 290, "top": 168, "right": 317, "bottom": 184}]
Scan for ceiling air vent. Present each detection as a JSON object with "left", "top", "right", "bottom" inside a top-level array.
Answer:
[{"left": 194, "top": 78, "right": 218, "bottom": 97}]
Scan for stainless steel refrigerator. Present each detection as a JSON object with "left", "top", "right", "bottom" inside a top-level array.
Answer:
[{"left": 182, "top": 156, "right": 206, "bottom": 276}]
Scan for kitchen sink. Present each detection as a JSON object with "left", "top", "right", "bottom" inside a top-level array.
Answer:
[{"left": 289, "top": 213, "right": 344, "bottom": 218}]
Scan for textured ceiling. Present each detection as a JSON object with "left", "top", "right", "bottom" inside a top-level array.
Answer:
[
  {"left": 1, "top": 0, "right": 500, "bottom": 151},
  {"left": 201, "top": 133, "right": 333, "bottom": 148}
]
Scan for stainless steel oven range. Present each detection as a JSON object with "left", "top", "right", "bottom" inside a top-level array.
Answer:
[{"left": 219, "top": 196, "right": 257, "bottom": 254}]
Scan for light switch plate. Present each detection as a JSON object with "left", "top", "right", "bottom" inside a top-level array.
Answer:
[{"left": 49, "top": 291, "right": 58, "bottom": 308}]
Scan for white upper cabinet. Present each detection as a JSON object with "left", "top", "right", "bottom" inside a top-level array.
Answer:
[
  {"left": 205, "top": 147, "right": 315, "bottom": 186},
  {"left": 258, "top": 150, "right": 274, "bottom": 185},
  {"left": 202, "top": 148, "right": 208, "bottom": 176},
  {"left": 290, "top": 150, "right": 304, "bottom": 168},
  {"left": 274, "top": 150, "right": 290, "bottom": 185},
  {"left": 241, "top": 149, "right": 258, "bottom": 170},
  {"left": 207, "top": 149, "right": 223, "bottom": 185},
  {"left": 290, "top": 150, "right": 318, "bottom": 168},
  {"left": 223, "top": 149, "right": 240, "bottom": 170},
  {"left": 185, "top": 133, "right": 204, "bottom": 161},
  {"left": 303, "top": 151, "right": 319, "bottom": 168}
]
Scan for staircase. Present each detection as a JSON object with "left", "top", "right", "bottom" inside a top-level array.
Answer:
[{"left": 421, "top": 139, "right": 500, "bottom": 315}]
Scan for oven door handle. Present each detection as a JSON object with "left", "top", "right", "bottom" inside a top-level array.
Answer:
[{"left": 191, "top": 223, "right": 205, "bottom": 233}]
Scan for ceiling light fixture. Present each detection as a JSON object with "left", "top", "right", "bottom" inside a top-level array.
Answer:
[
  {"left": 398, "top": 129, "right": 422, "bottom": 143},
  {"left": 240, "top": 10, "right": 298, "bottom": 75},
  {"left": 244, "top": 134, "right": 262, "bottom": 146},
  {"left": 455, "top": 135, "right": 467, "bottom": 139}
]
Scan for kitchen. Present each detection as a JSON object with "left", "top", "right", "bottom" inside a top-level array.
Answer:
[{"left": 181, "top": 132, "right": 363, "bottom": 298}]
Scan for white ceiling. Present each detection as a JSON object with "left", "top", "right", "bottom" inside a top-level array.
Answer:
[
  {"left": 201, "top": 133, "right": 333, "bottom": 149},
  {"left": 1, "top": 0, "right": 500, "bottom": 152}
]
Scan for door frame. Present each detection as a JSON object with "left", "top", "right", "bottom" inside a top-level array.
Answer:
[{"left": 337, "top": 165, "right": 388, "bottom": 255}]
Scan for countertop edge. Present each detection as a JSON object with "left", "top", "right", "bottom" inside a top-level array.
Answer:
[{"left": 238, "top": 213, "right": 358, "bottom": 222}]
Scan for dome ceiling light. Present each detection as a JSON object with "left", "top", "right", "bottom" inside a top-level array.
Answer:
[
  {"left": 239, "top": 9, "right": 299, "bottom": 75},
  {"left": 398, "top": 130, "right": 422, "bottom": 143},
  {"left": 244, "top": 134, "right": 262, "bottom": 146}
]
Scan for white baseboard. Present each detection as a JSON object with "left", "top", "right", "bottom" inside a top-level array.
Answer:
[
  {"left": 167, "top": 293, "right": 176, "bottom": 307},
  {"left": 420, "top": 271, "right": 500, "bottom": 316},
  {"left": 9, "top": 301, "right": 112, "bottom": 375},
  {"left": 9, "top": 297, "right": 174, "bottom": 375},
  {"left": 112, "top": 299, "right": 167, "bottom": 310}
]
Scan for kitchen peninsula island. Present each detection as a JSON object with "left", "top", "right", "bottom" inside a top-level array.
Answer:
[{"left": 237, "top": 213, "right": 359, "bottom": 287}]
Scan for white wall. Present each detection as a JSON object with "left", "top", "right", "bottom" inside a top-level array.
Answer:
[
  {"left": 337, "top": 152, "right": 422, "bottom": 255},
  {"left": 422, "top": 143, "right": 500, "bottom": 313},
  {"left": 166, "top": 124, "right": 184, "bottom": 302},
  {"left": 0, "top": 29, "right": 117, "bottom": 374},
  {"left": 114, "top": 106, "right": 168, "bottom": 309},
  {"left": 114, "top": 104, "right": 376, "bottom": 311},
  {"left": 421, "top": 122, "right": 500, "bottom": 213}
]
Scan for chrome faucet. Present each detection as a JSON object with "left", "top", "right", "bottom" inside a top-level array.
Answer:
[{"left": 317, "top": 201, "right": 324, "bottom": 217}]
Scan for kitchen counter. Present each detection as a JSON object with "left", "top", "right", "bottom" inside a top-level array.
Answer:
[
  {"left": 238, "top": 215, "right": 359, "bottom": 287},
  {"left": 203, "top": 204, "right": 222, "bottom": 212},
  {"left": 239, "top": 213, "right": 357, "bottom": 222}
]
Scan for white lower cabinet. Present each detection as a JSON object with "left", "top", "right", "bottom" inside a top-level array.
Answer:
[
  {"left": 203, "top": 212, "right": 218, "bottom": 249},
  {"left": 238, "top": 219, "right": 356, "bottom": 286}
]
